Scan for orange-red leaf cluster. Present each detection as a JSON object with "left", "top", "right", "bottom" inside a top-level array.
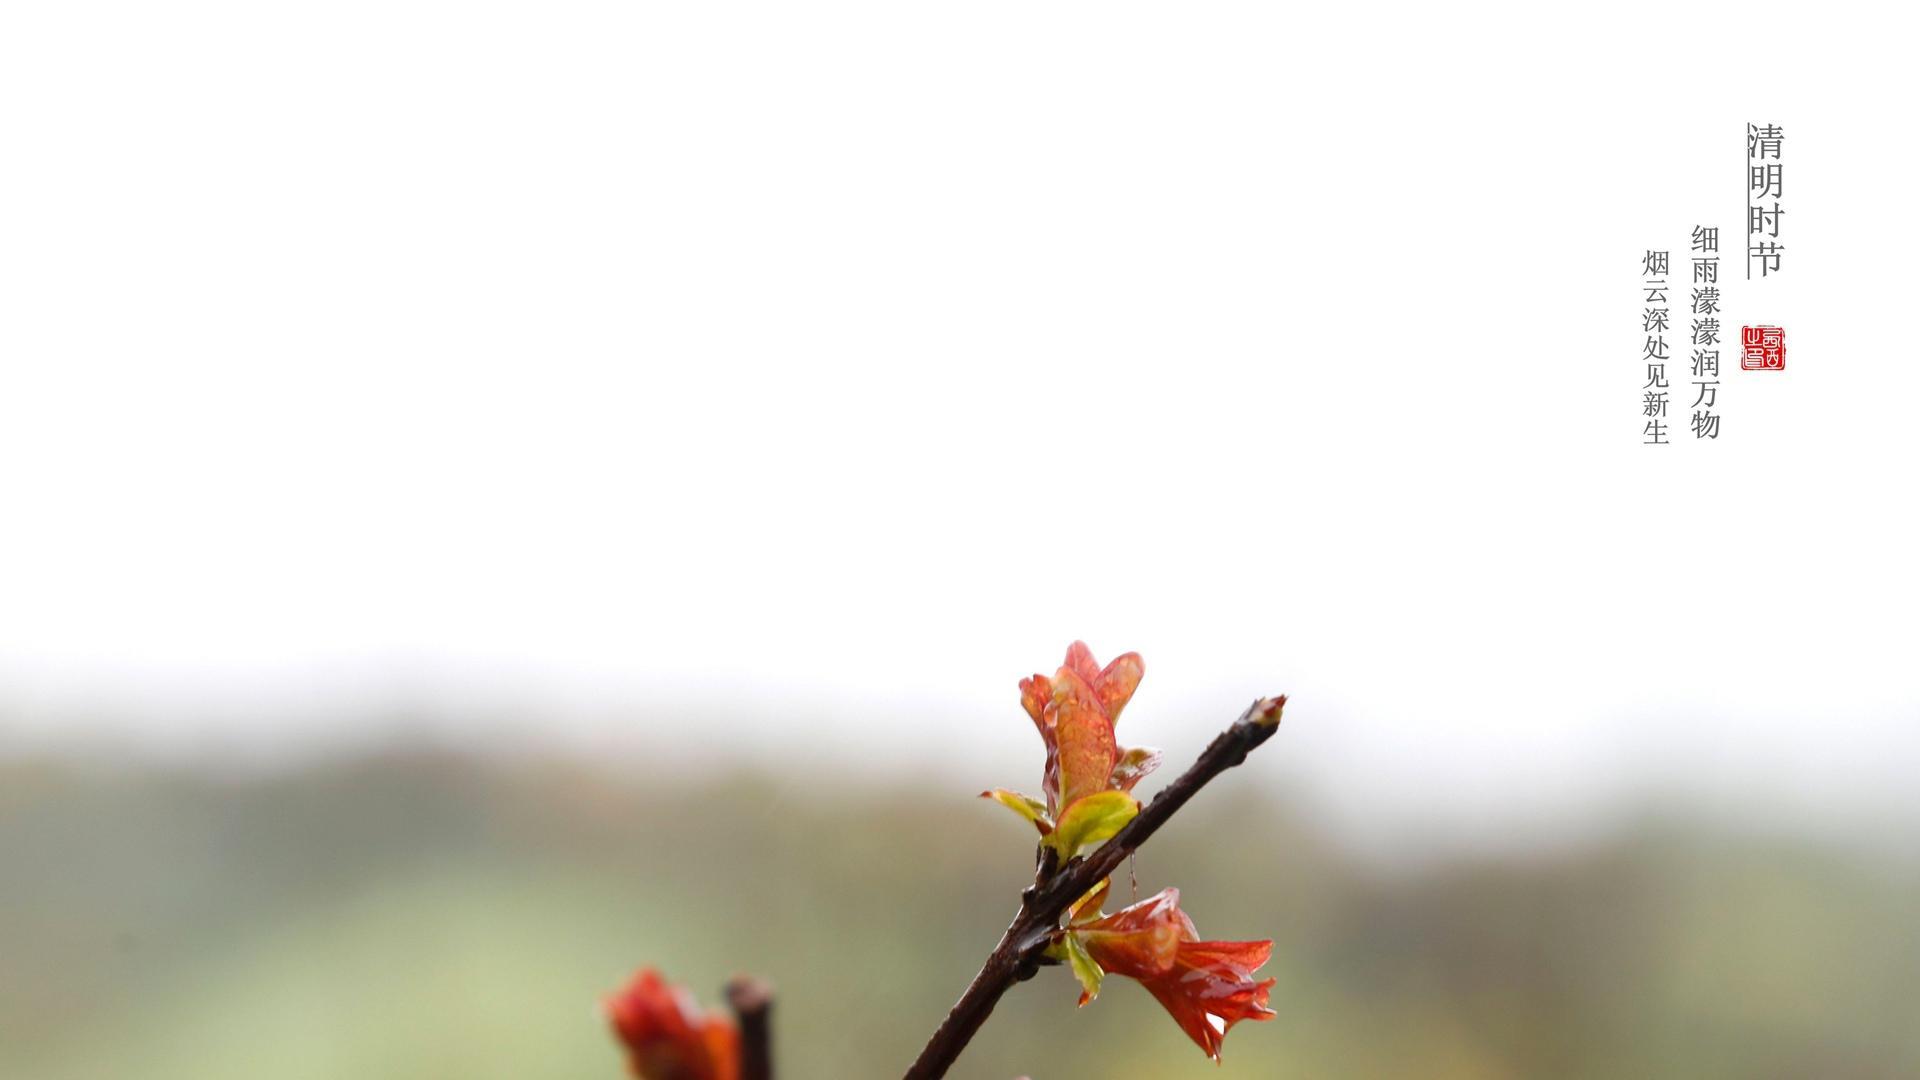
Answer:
[
  {"left": 604, "top": 968, "right": 739, "bottom": 1080},
  {"left": 1072, "top": 888, "right": 1276, "bottom": 1061}
]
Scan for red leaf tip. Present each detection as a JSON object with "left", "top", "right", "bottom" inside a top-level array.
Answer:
[{"left": 1250, "top": 695, "right": 1287, "bottom": 729}]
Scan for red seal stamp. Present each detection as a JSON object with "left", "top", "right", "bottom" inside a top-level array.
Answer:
[{"left": 1741, "top": 325, "right": 1785, "bottom": 370}]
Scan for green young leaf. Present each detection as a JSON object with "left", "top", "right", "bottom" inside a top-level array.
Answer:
[
  {"left": 1062, "top": 930, "right": 1105, "bottom": 1006},
  {"left": 979, "top": 789, "right": 1054, "bottom": 835},
  {"left": 1043, "top": 790, "right": 1139, "bottom": 860}
]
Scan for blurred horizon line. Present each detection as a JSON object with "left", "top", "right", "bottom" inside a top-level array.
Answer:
[{"left": 6, "top": 691, "right": 1917, "bottom": 871}]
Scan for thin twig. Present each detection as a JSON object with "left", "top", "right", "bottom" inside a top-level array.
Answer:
[
  {"left": 902, "top": 695, "right": 1286, "bottom": 1080},
  {"left": 726, "top": 974, "right": 775, "bottom": 1080}
]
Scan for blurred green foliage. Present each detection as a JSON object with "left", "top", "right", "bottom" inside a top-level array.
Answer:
[{"left": 3, "top": 752, "right": 1916, "bottom": 1078}]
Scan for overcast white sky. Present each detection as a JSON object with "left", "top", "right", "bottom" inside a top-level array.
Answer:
[{"left": 3, "top": 3, "right": 1916, "bottom": 849}]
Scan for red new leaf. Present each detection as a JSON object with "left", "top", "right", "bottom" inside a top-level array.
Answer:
[
  {"left": 990, "top": 643, "right": 1165, "bottom": 856},
  {"left": 1068, "top": 888, "right": 1276, "bottom": 1061},
  {"left": 604, "top": 968, "right": 740, "bottom": 1080}
]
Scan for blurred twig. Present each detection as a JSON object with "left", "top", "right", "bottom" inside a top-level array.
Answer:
[
  {"left": 901, "top": 696, "right": 1286, "bottom": 1079},
  {"left": 726, "top": 975, "right": 775, "bottom": 1080}
]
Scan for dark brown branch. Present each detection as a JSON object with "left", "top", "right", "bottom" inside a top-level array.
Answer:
[
  {"left": 726, "top": 974, "right": 775, "bottom": 1080},
  {"left": 902, "top": 695, "right": 1286, "bottom": 1080}
]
